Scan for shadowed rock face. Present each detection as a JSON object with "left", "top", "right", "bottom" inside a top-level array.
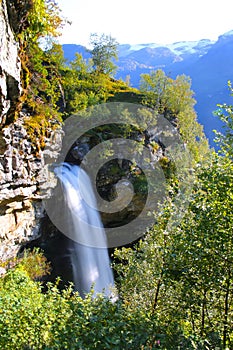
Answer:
[
  {"left": 0, "top": 0, "right": 21, "bottom": 125},
  {"left": 63, "top": 125, "right": 167, "bottom": 231}
]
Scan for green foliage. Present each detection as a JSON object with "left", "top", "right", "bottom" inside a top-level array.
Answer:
[
  {"left": 17, "top": 248, "right": 51, "bottom": 280},
  {"left": 18, "top": 40, "right": 65, "bottom": 150},
  {"left": 114, "top": 150, "right": 233, "bottom": 349},
  {"left": 114, "top": 207, "right": 184, "bottom": 349},
  {"left": 18, "top": 0, "right": 62, "bottom": 43},
  {"left": 0, "top": 269, "right": 46, "bottom": 349},
  {"left": 0, "top": 248, "right": 50, "bottom": 280},
  {"left": 0, "top": 256, "right": 158, "bottom": 349},
  {"left": 140, "top": 70, "right": 210, "bottom": 162},
  {"left": 140, "top": 70, "right": 195, "bottom": 119},
  {"left": 168, "top": 153, "right": 233, "bottom": 349},
  {"left": 62, "top": 52, "right": 139, "bottom": 115},
  {"left": 6, "top": 0, "right": 64, "bottom": 145},
  {"left": 113, "top": 96, "right": 233, "bottom": 347},
  {"left": 23, "top": 42, "right": 64, "bottom": 134},
  {"left": 5, "top": 154, "right": 233, "bottom": 350}
]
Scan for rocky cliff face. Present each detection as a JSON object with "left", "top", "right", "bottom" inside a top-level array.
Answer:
[
  {"left": 0, "top": 0, "right": 21, "bottom": 125},
  {"left": 0, "top": 115, "right": 62, "bottom": 260},
  {"left": 0, "top": 0, "right": 62, "bottom": 260}
]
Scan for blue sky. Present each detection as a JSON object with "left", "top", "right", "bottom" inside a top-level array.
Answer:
[{"left": 57, "top": 0, "right": 233, "bottom": 46}]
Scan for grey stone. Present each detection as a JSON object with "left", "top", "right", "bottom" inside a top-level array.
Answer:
[{"left": 0, "top": 0, "right": 21, "bottom": 124}]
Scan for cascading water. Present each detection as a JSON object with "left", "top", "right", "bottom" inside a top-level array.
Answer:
[{"left": 54, "top": 162, "right": 115, "bottom": 298}]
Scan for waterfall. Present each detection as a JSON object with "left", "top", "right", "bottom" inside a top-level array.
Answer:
[{"left": 54, "top": 163, "right": 115, "bottom": 298}]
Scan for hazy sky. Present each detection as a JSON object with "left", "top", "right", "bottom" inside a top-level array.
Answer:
[{"left": 57, "top": 0, "right": 233, "bottom": 46}]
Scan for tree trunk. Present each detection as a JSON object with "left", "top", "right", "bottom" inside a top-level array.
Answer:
[
  {"left": 152, "top": 276, "right": 162, "bottom": 313},
  {"left": 223, "top": 276, "right": 230, "bottom": 349},
  {"left": 201, "top": 290, "right": 207, "bottom": 337}
]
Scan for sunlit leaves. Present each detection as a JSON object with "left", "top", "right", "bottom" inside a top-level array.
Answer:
[
  {"left": 140, "top": 70, "right": 209, "bottom": 162},
  {"left": 0, "top": 262, "right": 155, "bottom": 349},
  {"left": 26, "top": 0, "right": 63, "bottom": 42},
  {"left": 113, "top": 150, "right": 233, "bottom": 348}
]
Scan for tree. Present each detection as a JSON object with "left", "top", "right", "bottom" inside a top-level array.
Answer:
[
  {"left": 113, "top": 94, "right": 233, "bottom": 348},
  {"left": 89, "top": 33, "right": 118, "bottom": 75},
  {"left": 140, "top": 69, "right": 168, "bottom": 112},
  {"left": 114, "top": 150, "right": 233, "bottom": 349},
  {"left": 140, "top": 70, "right": 209, "bottom": 162},
  {"left": 169, "top": 153, "right": 233, "bottom": 348}
]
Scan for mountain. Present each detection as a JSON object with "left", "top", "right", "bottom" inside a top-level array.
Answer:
[
  {"left": 62, "top": 31, "right": 233, "bottom": 146},
  {"left": 62, "top": 44, "right": 91, "bottom": 62},
  {"left": 115, "top": 38, "right": 215, "bottom": 85},
  {"left": 177, "top": 31, "right": 233, "bottom": 143}
]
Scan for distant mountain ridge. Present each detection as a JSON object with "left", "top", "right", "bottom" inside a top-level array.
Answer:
[
  {"left": 62, "top": 30, "right": 233, "bottom": 146},
  {"left": 117, "top": 38, "right": 214, "bottom": 59}
]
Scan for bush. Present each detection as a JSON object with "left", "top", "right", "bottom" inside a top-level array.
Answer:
[{"left": 0, "top": 256, "right": 158, "bottom": 349}]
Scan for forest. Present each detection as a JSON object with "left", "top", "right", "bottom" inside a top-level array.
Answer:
[{"left": 0, "top": 0, "right": 233, "bottom": 349}]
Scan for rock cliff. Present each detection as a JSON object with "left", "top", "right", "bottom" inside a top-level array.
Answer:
[
  {"left": 0, "top": 0, "right": 21, "bottom": 125},
  {"left": 0, "top": 0, "right": 61, "bottom": 260}
]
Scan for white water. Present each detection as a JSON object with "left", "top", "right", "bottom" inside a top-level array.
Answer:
[{"left": 55, "top": 163, "right": 115, "bottom": 298}]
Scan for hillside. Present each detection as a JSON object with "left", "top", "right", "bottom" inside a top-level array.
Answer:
[{"left": 62, "top": 30, "right": 233, "bottom": 146}]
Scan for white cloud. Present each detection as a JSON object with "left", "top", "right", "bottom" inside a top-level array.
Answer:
[{"left": 57, "top": 0, "right": 233, "bottom": 45}]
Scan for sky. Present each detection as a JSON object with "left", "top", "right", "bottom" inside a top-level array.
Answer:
[{"left": 57, "top": 0, "right": 233, "bottom": 47}]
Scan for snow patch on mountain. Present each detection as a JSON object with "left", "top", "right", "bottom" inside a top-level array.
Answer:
[
  {"left": 119, "top": 38, "right": 216, "bottom": 58},
  {"left": 167, "top": 39, "right": 215, "bottom": 56},
  {"left": 221, "top": 29, "right": 233, "bottom": 37}
]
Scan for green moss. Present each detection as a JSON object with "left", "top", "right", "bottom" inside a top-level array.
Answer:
[
  {"left": 23, "top": 112, "right": 61, "bottom": 152},
  {"left": 108, "top": 90, "right": 144, "bottom": 104}
]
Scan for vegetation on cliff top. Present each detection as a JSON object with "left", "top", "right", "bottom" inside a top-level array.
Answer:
[{"left": 5, "top": 0, "right": 208, "bottom": 159}]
